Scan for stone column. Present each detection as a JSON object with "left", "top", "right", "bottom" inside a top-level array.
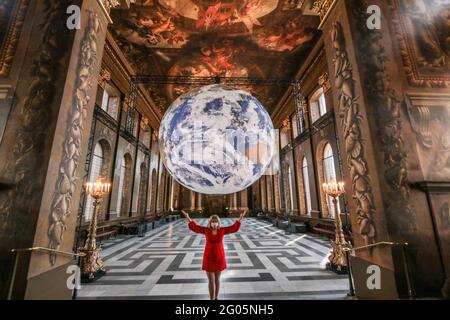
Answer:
[
  {"left": 239, "top": 189, "right": 248, "bottom": 211},
  {"left": 318, "top": 0, "right": 449, "bottom": 297},
  {"left": 231, "top": 193, "right": 238, "bottom": 211},
  {"left": 0, "top": 0, "right": 121, "bottom": 299},
  {"left": 196, "top": 193, "right": 203, "bottom": 210},
  {"left": 190, "top": 191, "right": 195, "bottom": 211},
  {"left": 171, "top": 179, "right": 180, "bottom": 211}
]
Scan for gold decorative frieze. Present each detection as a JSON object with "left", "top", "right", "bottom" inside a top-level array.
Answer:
[
  {"left": 103, "top": 0, "right": 120, "bottom": 11},
  {"left": 140, "top": 117, "right": 149, "bottom": 130},
  {"left": 0, "top": 0, "right": 30, "bottom": 77},
  {"left": 98, "top": 67, "right": 111, "bottom": 88},
  {"left": 318, "top": 72, "right": 331, "bottom": 92},
  {"left": 282, "top": 118, "right": 291, "bottom": 129},
  {"left": 311, "top": 0, "right": 335, "bottom": 21},
  {"left": 152, "top": 130, "right": 159, "bottom": 142},
  {"left": 97, "top": 0, "right": 120, "bottom": 24}
]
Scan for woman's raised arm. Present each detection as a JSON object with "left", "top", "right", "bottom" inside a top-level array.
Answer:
[
  {"left": 224, "top": 209, "right": 247, "bottom": 235},
  {"left": 223, "top": 220, "right": 241, "bottom": 235},
  {"left": 188, "top": 220, "right": 207, "bottom": 234},
  {"left": 183, "top": 210, "right": 206, "bottom": 234}
]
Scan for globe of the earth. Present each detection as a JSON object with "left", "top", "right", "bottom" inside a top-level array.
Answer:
[{"left": 159, "top": 84, "right": 275, "bottom": 195}]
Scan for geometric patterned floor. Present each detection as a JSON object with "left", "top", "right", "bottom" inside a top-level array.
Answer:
[{"left": 76, "top": 218, "right": 349, "bottom": 300}]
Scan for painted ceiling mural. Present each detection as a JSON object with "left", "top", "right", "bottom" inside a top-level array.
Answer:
[{"left": 109, "top": 0, "right": 321, "bottom": 113}]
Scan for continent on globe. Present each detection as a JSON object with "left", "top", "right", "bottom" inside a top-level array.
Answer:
[{"left": 159, "top": 84, "right": 275, "bottom": 195}]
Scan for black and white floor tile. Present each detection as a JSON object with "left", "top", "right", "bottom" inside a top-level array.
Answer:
[{"left": 77, "top": 218, "right": 349, "bottom": 300}]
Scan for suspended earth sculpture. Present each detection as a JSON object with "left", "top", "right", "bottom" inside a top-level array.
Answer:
[{"left": 159, "top": 84, "right": 275, "bottom": 194}]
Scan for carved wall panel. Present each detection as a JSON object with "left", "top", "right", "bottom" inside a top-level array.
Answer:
[
  {"left": 390, "top": 0, "right": 450, "bottom": 87},
  {"left": 47, "top": 11, "right": 101, "bottom": 265},
  {"left": 352, "top": 0, "right": 416, "bottom": 231},
  {"left": 0, "top": 0, "right": 73, "bottom": 261},
  {"left": 331, "top": 22, "right": 377, "bottom": 245},
  {"left": 406, "top": 94, "right": 450, "bottom": 181}
]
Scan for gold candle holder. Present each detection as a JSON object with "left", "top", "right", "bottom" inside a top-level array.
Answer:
[
  {"left": 322, "top": 177, "right": 352, "bottom": 273},
  {"left": 78, "top": 177, "right": 111, "bottom": 280}
]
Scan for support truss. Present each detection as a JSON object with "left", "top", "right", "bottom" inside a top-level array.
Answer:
[{"left": 126, "top": 75, "right": 306, "bottom": 134}]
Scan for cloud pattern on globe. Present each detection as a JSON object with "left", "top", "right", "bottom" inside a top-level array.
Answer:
[{"left": 159, "top": 84, "right": 275, "bottom": 195}]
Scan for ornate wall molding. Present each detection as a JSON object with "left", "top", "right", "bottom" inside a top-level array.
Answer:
[
  {"left": 331, "top": 21, "right": 377, "bottom": 245},
  {"left": 405, "top": 93, "right": 450, "bottom": 149},
  {"left": 405, "top": 93, "right": 450, "bottom": 180},
  {"left": 98, "top": 67, "right": 111, "bottom": 88},
  {"left": 318, "top": 72, "right": 331, "bottom": 93},
  {"left": 311, "top": 0, "right": 334, "bottom": 20},
  {"left": 0, "top": 0, "right": 30, "bottom": 77},
  {"left": 389, "top": 0, "right": 450, "bottom": 88},
  {"left": 48, "top": 11, "right": 101, "bottom": 265}
]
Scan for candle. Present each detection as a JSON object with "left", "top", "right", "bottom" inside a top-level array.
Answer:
[{"left": 86, "top": 177, "right": 111, "bottom": 197}]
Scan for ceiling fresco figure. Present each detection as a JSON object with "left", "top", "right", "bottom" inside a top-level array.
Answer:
[{"left": 109, "top": 0, "right": 320, "bottom": 113}]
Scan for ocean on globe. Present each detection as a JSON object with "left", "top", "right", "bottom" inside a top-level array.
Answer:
[{"left": 159, "top": 84, "right": 276, "bottom": 195}]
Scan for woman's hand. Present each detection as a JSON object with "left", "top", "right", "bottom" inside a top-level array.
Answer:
[
  {"left": 182, "top": 210, "right": 192, "bottom": 222},
  {"left": 238, "top": 209, "right": 248, "bottom": 222}
]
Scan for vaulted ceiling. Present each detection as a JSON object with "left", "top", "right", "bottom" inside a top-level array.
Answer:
[{"left": 109, "top": 0, "right": 321, "bottom": 115}]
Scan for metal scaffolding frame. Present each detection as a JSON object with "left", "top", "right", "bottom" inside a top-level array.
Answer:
[{"left": 126, "top": 75, "right": 305, "bottom": 132}]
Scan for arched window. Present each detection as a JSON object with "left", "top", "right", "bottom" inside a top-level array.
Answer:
[
  {"left": 287, "top": 166, "right": 294, "bottom": 213},
  {"left": 323, "top": 143, "right": 340, "bottom": 217},
  {"left": 100, "top": 83, "right": 120, "bottom": 120},
  {"left": 310, "top": 87, "right": 327, "bottom": 123},
  {"left": 116, "top": 153, "right": 132, "bottom": 217},
  {"left": 302, "top": 158, "right": 312, "bottom": 216},
  {"left": 85, "top": 143, "right": 104, "bottom": 221}
]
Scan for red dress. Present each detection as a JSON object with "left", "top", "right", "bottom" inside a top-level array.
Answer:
[{"left": 188, "top": 220, "right": 241, "bottom": 272}]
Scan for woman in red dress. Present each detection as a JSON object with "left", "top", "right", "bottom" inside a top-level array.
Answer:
[{"left": 182, "top": 209, "right": 248, "bottom": 300}]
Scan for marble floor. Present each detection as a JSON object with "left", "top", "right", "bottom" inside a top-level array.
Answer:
[{"left": 76, "top": 218, "right": 349, "bottom": 300}]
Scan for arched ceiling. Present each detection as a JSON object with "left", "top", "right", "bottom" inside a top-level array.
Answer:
[{"left": 109, "top": 0, "right": 321, "bottom": 115}]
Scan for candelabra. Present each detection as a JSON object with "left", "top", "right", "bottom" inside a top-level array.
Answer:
[
  {"left": 78, "top": 177, "right": 111, "bottom": 281},
  {"left": 322, "top": 177, "right": 352, "bottom": 273}
]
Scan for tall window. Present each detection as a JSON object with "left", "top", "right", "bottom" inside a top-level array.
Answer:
[
  {"left": 288, "top": 166, "right": 294, "bottom": 213},
  {"left": 291, "top": 113, "right": 299, "bottom": 138},
  {"left": 310, "top": 88, "right": 327, "bottom": 123},
  {"left": 302, "top": 157, "right": 312, "bottom": 216},
  {"left": 84, "top": 143, "right": 104, "bottom": 221},
  {"left": 280, "top": 126, "right": 290, "bottom": 149},
  {"left": 323, "top": 143, "right": 340, "bottom": 217},
  {"left": 100, "top": 84, "right": 119, "bottom": 119}
]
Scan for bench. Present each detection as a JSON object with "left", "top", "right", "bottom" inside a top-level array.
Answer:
[
  {"left": 165, "top": 214, "right": 179, "bottom": 222},
  {"left": 95, "top": 226, "right": 118, "bottom": 242},
  {"left": 289, "top": 223, "right": 307, "bottom": 233},
  {"left": 278, "top": 220, "right": 290, "bottom": 230},
  {"left": 119, "top": 221, "right": 141, "bottom": 235}
]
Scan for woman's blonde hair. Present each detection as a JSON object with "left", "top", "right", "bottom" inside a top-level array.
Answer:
[{"left": 207, "top": 214, "right": 221, "bottom": 229}]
